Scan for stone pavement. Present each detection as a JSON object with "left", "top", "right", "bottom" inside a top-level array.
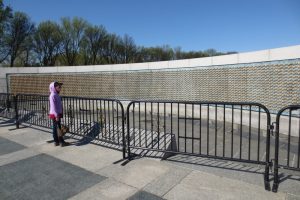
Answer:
[{"left": 0, "top": 117, "right": 299, "bottom": 200}]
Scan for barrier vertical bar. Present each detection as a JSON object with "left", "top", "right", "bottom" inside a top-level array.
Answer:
[
  {"left": 199, "top": 104, "right": 202, "bottom": 154},
  {"left": 272, "top": 111, "right": 280, "bottom": 192},
  {"left": 298, "top": 112, "right": 300, "bottom": 168},
  {"left": 287, "top": 109, "right": 292, "bottom": 167},
  {"left": 240, "top": 105, "right": 243, "bottom": 159},
  {"left": 215, "top": 104, "right": 217, "bottom": 156},
  {"left": 257, "top": 107, "right": 261, "bottom": 161},
  {"left": 207, "top": 104, "right": 210, "bottom": 155},
  {"left": 192, "top": 104, "right": 194, "bottom": 153},
  {"left": 231, "top": 105, "right": 234, "bottom": 158},
  {"left": 249, "top": 106, "right": 252, "bottom": 160},
  {"left": 127, "top": 102, "right": 132, "bottom": 160},
  {"left": 223, "top": 104, "right": 226, "bottom": 157},
  {"left": 15, "top": 95, "right": 19, "bottom": 129}
]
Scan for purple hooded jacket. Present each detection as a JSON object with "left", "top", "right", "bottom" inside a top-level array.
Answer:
[{"left": 49, "top": 82, "right": 63, "bottom": 119}]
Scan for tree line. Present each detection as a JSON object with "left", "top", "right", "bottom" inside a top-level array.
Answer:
[{"left": 0, "top": 1, "right": 236, "bottom": 67}]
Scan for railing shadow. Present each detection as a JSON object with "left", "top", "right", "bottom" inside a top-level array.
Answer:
[
  {"left": 276, "top": 170, "right": 300, "bottom": 184},
  {"left": 165, "top": 154, "right": 266, "bottom": 175},
  {"left": 64, "top": 122, "right": 124, "bottom": 151},
  {"left": 0, "top": 118, "right": 15, "bottom": 126},
  {"left": 128, "top": 129, "right": 175, "bottom": 159},
  {"left": 18, "top": 111, "right": 36, "bottom": 124},
  {"left": 74, "top": 122, "right": 101, "bottom": 146}
]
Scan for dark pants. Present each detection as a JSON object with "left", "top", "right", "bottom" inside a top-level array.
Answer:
[{"left": 52, "top": 119, "right": 64, "bottom": 143}]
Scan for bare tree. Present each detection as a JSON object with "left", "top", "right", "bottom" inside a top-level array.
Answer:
[
  {"left": 34, "top": 21, "right": 62, "bottom": 66},
  {"left": 105, "top": 33, "right": 123, "bottom": 64},
  {"left": 0, "top": 0, "right": 12, "bottom": 63},
  {"left": 80, "top": 25, "right": 107, "bottom": 65},
  {"left": 121, "top": 34, "right": 137, "bottom": 63},
  {"left": 4, "top": 12, "right": 35, "bottom": 67},
  {"left": 61, "top": 17, "right": 87, "bottom": 66}
]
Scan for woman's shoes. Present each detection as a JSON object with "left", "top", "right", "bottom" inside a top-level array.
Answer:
[
  {"left": 53, "top": 141, "right": 70, "bottom": 147},
  {"left": 60, "top": 142, "right": 70, "bottom": 147}
]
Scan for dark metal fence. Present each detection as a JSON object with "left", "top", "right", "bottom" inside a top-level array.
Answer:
[
  {"left": 273, "top": 105, "right": 300, "bottom": 192},
  {"left": 16, "top": 94, "right": 126, "bottom": 157},
  {"left": 61, "top": 96, "right": 125, "bottom": 157},
  {"left": 126, "top": 100, "right": 272, "bottom": 189},
  {"left": 1, "top": 93, "right": 299, "bottom": 192},
  {"left": 0, "top": 93, "right": 16, "bottom": 120},
  {"left": 16, "top": 94, "right": 50, "bottom": 129}
]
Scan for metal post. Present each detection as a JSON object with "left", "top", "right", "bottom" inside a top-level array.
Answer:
[
  {"left": 14, "top": 95, "right": 19, "bottom": 129},
  {"left": 127, "top": 102, "right": 133, "bottom": 160},
  {"left": 272, "top": 114, "right": 280, "bottom": 192},
  {"left": 116, "top": 101, "right": 126, "bottom": 159},
  {"left": 264, "top": 106, "right": 271, "bottom": 191}
]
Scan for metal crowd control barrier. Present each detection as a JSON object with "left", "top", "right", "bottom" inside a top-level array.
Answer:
[
  {"left": 15, "top": 94, "right": 126, "bottom": 158},
  {"left": 126, "top": 100, "right": 272, "bottom": 190},
  {"left": 2, "top": 92, "right": 299, "bottom": 192},
  {"left": 61, "top": 96, "right": 125, "bottom": 158},
  {"left": 272, "top": 105, "right": 300, "bottom": 192},
  {"left": 16, "top": 94, "right": 50, "bottom": 129},
  {"left": 0, "top": 93, "right": 16, "bottom": 120}
]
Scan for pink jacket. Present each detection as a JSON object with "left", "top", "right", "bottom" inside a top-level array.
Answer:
[{"left": 48, "top": 82, "right": 63, "bottom": 119}]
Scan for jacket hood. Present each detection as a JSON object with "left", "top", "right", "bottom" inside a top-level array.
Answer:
[{"left": 49, "top": 82, "right": 56, "bottom": 93}]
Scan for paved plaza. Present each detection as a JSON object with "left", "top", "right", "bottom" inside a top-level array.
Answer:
[{"left": 0, "top": 117, "right": 299, "bottom": 200}]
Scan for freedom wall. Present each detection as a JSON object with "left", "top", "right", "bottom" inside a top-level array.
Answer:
[{"left": 1, "top": 45, "right": 300, "bottom": 114}]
